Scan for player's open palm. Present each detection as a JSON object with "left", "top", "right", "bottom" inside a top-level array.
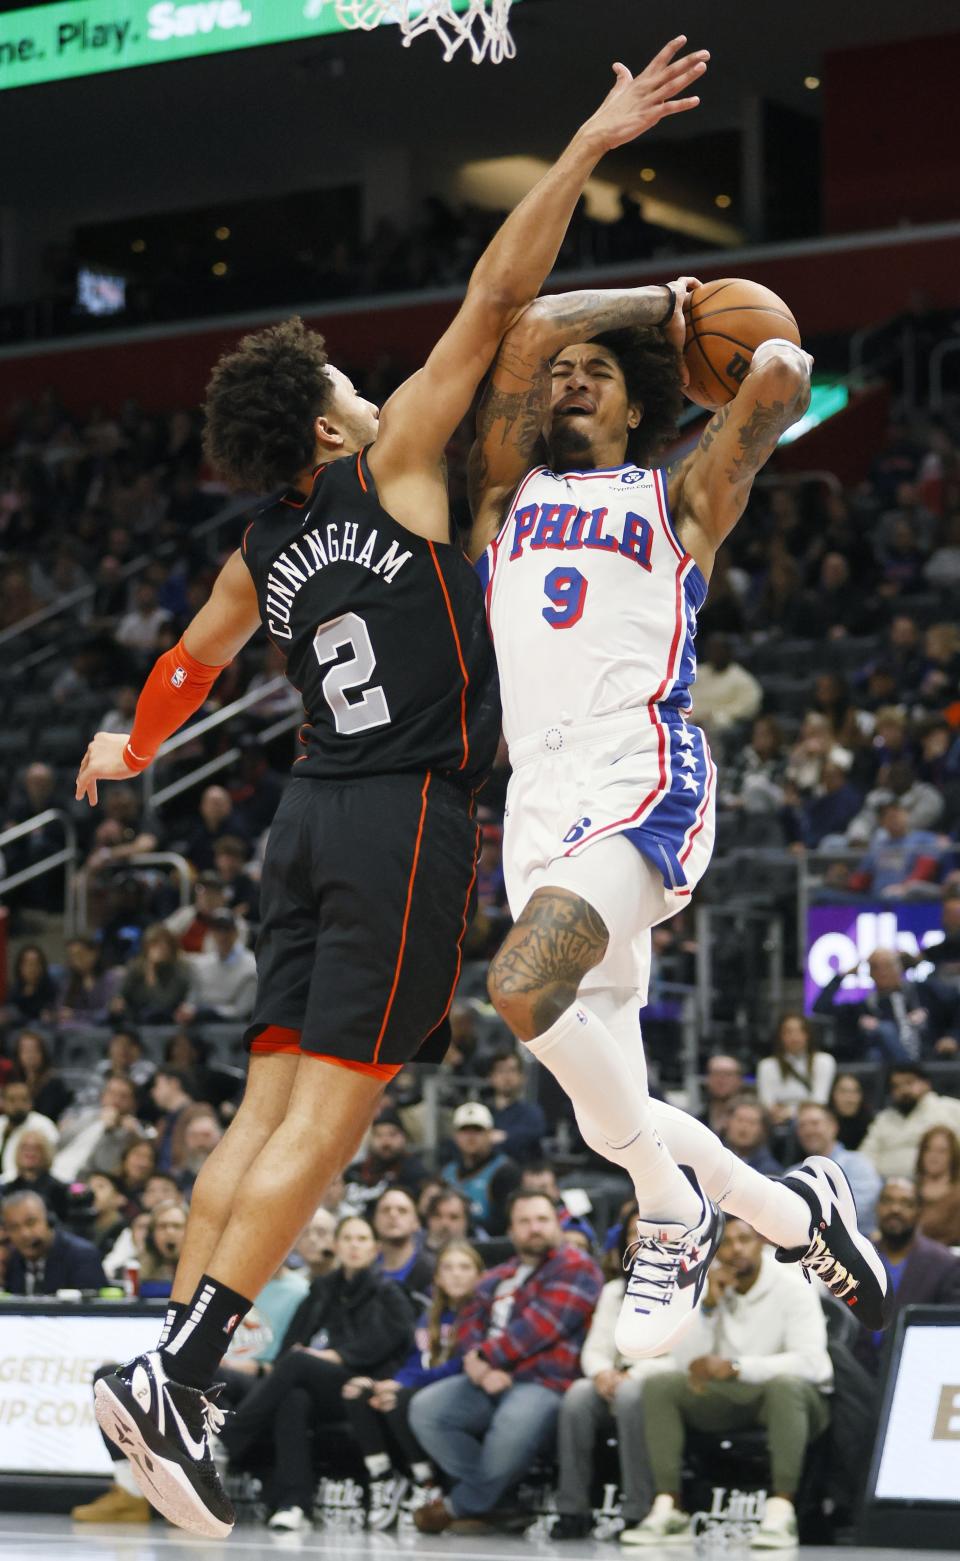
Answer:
[
  {"left": 76, "top": 731, "right": 136, "bottom": 806},
  {"left": 587, "top": 36, "right": 709, "bottom": 149}
]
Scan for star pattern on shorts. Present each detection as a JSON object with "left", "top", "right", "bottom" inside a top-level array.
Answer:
[
  {"left": 679, "top": 750, "right": 698, "bottom": 770},
  {"left": 677, "top": 725, "right": 695, "bottom": 748},
  {"left": 682, "top": 773, "right": 700, "bottom": 793}
]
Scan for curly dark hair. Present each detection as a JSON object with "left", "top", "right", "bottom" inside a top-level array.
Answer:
[
  {"left": 590, "top": 326, "right": 685, "bottom": 466},
  {"left": 202, "top": 317, "right": 334, "bottom": 492}
]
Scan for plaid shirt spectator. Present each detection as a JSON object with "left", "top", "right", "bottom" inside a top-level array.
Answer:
[{"left": 457, "top": 1242, "right": 602, "bottom": 1394}]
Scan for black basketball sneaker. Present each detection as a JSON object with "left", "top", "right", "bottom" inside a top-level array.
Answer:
[
  {"left": 776, "top": 1155, "right": 890, "bottom": 1329},
  {"left": 94, "top": 1351, "right": 234, "bottom": 1539}
]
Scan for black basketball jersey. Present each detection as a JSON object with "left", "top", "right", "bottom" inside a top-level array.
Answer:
[{"left": 241, "top": 449, "right": 501, "bottom": 790}]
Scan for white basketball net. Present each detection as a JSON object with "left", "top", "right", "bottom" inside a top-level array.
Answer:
[{"left": 329, "top": 0, "right": 516, "bottom": 65}]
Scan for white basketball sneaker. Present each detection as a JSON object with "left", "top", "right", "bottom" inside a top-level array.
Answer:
[
  {"left": 776, "top": 1155, "right": 890, "bottom": 1329},
  {"left": 615, "top": 1169, "right": 725, "bottom": 1360}
]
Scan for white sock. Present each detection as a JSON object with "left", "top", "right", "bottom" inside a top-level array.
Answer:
[
  {"left": 575, "top": 989, "right": 812, "bottom": 1251},
  {"left": 114, "top": 1460, "right": 142, "bottom": 1498},
  {"left": 648, "top": 1100, "right": 811, "bottom": 1249},
  {"left": 525, "top": 1001, "right": 700, "bottom": 1225},
  {"left": 365, "top": 1453, "right": 391, "bottom": 1479},
  {"left": 411, "top": 1461, "right": 433, "bottom": 1484}
]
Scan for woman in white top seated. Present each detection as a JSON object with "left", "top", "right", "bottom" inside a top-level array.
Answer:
[{"left": 756, "top": 1014, "right": 836, "bottom": 1127}]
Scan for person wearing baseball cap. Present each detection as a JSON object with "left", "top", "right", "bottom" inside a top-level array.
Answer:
[{"left": 441, "top": 1103, "right": 521, "bottom": 1237}]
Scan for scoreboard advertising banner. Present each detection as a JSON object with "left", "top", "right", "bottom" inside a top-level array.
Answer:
[
  {"left": 0, "top": 0, "right": 501, "bottom": 91},
  {"left": 805, "top": 903, "right": 947, "bottom": 1014}
]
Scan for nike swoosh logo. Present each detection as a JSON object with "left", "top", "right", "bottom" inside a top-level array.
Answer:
[{"left": 165, "top": 1392, "right": 208, "bottom": 1461}]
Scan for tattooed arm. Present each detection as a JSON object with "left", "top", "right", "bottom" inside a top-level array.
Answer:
[
  {"left": 467, "top": 280, "right": 695, "bottom": 561},
  {"left": 670, "top": 338, "right": 813, "bottom": 580}
]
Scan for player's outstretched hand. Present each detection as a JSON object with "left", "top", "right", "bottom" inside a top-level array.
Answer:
[
  {"left": 664, "top": 275, "right": 701, "bottom": 367},
  {"left": 585, "top": 38, "right": 709, "bottom": 151},
  {"left": 75, "top": 731, "right": 137, "bottom": 807}
]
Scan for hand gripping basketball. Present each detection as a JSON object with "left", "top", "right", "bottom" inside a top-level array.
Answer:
[{"left": 585, "top": 36, "right": 710, "bottom": 151}]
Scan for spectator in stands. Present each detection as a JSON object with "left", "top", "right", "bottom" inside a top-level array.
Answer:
[
  {"left": 176, "top": 909, "right": 256, "bottom": 1023},
  {"left": 114, "top": 579, "right": 171, "bottom": 656},
  {"left": 785, "top": 711, "right": 833, "bottom": 797},
  {"left": 2, "top": 1189, "right": 106, "bottom": 1294},
  {"left": 441, "top": 1102, "right": 522, "bottom": 1238},
  {"left": 4, "top": 945, "right": 57, "bottom": 1026},
  {"left": 915, "top": 893, "right": 960, "bottom": 989},
  {"left": 722, "top": 1098, "right": 784, "bottom": 1176},
  {"left": 554, "top": 1202, "right": 671, "bottom": 1541},
  {"left": 519, "top": 1163, "right": 597, "bottom": 1251},
  {"left": 117, "top": 1139, "right": 160, "bottom": 1206},
  {"left": 54, "top": 937, "right": 117, "bottom": 1029},
  {"left": 139, "top": 1198, "right": 187, "bottom": 1297},
  {"left": 228, "top": 739, "right": 285, "bottom": 839},
  {"left": 860, "top": 1064, "right": 960, "bottom": 1179},
  {"left": 113, "top": 923, "right": 190, "bottom": 1022},
  {"left": 791, "top": 1102, "right": 882, "bottom": 1234},
  {"left": 2, "top": 1129, "right": 71, "bottom": 1222},
  {"left": 423, "top": 1189, "right": 472, "bottom": 1252},
  {"left": 855, "top": 1177, "right": 960, "bottom": 1376},
  {"left": 924, "top": 511, "right": 960, "bottom": 590},
  {"left": 52, "top": 1075, "right": 143, "bottom": 1182},
  {"left": 915, "top": 1126, "right": 960, "bottom": 1247},
  {"left": 174, "top": 1110, "right": 223, "bottom": 1197},
  {"left": 756, "top": 1015, "right": 836, "bottom": 1126},
  {"left": 802, "top": 550, "right": 877, "bottom": 639},
  {"left": 411, "top": 1190, "right": 603, "bottom": 1534},
  {"left": 220, "top": 1214, "right": 416, "bottom": 1534},
  {"left": 177, "top": 785, "right": 247, "bottom": 872},
  {"left": 98, "top": 685, "right": 138, "bottom": 736},
  {"left": 636, "top": 1218, "right": 832, "bottom": 1549},
  {"left": 212, "top": 836, "right": 260, "bottom": 923},
  {"left": 10, "top": 1030, "right": 72, "bottom": 1122},
  {"left": 690, "top": 634, "right": 762, "bottom": 743},
  {"left": 829, "top": 1072, "right": 875, "bottom": 1150},
  {"left": 220, "top": 1259, "right": 311, "bottom": 1396},
  {"left": 92, "top": 1028, "right": 157, "bottom": 1097},
  {"left": 345, "top": 1110, "right": 428, "bottom": 1212},
  {"left": 163, "top": 1031, "right": 241, "bottom": 1116},
  {"left": 915, "top": 622, "right": 960, "bottom": 712},
  {"left": 813, "top": 949, "right": 960, "bottom": 1063},
  {"left": 847, "top": 801, "right": 944, "bottom": 899},
  {"left": 372, "top": 1187, "right": 434, "bottom": 1300},
  {"left": 85, "top": 1171, "right": 132, "bottom": 1255},
  {"left": 293, "top": 1207, "right": 337, "bottom": 1280},
  {"left": 0, "top": 1079, "right": 58, "bottom": 1179},
  {"left": 487, "top": 1049, "right": 546, "bottom": 1164},
  {"left": 149, "top": 1067, "right": 195, "bottom": 1173},
  {"left": 848, "top": 758, "right": 944, "bottom": 845},
  {"left": 342, "top": 1240, "right": 485, "bottom": 1529},
  {"left": 719, "top": 715, "right": 787, "bottom": 846},
  {"left": 165, "top": 872, "right": 231, "bottom": 953},
  {"left": 794, "top": 747, "right": 863, "bottom": 848},
  {"left": 698, "top": 1054, "right": 744, "bottom": 1137}
]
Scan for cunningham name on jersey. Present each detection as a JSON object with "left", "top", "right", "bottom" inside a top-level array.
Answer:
[{"left": 478, "top": 464, "right": 707, "bottom": 748}]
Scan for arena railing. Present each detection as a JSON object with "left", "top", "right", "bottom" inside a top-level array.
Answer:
[
  {"left": 140, "top": 675, "right": 299, "bottom": 809},
  {"left": 71, "top": 851, "right": 193, "bottom": 939},
  {"left": 0, "top": 808, "right": 78, "bottom": 922}
]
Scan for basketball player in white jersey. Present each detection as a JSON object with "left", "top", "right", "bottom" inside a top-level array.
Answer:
[{"left": 469, "top": 285, "right": 890, "bottom": 1361}]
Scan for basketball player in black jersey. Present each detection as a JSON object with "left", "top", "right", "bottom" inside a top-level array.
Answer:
[{"left": 75, "top": 38, "right": 709, "bottom": 1538}]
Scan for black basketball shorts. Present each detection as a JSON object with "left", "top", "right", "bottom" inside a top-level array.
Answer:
[{"left": 244, "top": 771, "right": 479, "bottom": 1069}]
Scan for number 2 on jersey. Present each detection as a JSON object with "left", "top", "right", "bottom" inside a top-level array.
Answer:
[
  {"left": 313, "top": 610, "right": 391, "bottom": 735},
  {"left": 543, "top": 566, "right": 587, "bottom": 629}
]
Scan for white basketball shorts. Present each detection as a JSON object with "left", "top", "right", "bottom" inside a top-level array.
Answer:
[{"left": 502, "top": 708, "right": 716, "bottom": 1002}]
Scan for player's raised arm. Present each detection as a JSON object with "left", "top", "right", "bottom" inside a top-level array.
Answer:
[
  {"left": 467, "top": 278, "right": 698, "bottom": 559},
  {"left": 370, "top": 37, "right": 708, "bottom": 497},
  {"left": 75, "top": 549, "right": 262, "bottom": 806},
  {"left": 671, "top": 338, "right": 813, "bottom": 580}
]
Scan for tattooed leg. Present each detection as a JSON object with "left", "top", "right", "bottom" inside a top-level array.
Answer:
[{"left": 487, "top": 887, "right": 609, "bottom": 1040}]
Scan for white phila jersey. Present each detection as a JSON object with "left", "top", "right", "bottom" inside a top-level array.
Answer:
[{"left": 477, "top": 462, "right": 707, "bottom": 749}]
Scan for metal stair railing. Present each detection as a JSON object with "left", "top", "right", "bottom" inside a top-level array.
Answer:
[
  {"left": 72, "top": 851, "right": 193, "bottom": 937},
  {"left": 0, "top": 809, "right": 78, "bottom": 922},
  {"left": 140, "top": 675, "right": 299, "bottom": 808}
]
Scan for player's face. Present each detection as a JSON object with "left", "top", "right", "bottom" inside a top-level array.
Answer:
[
  {"left": 546, "top": 344, "right": 639, "bottom": 468},
  {"left": 323, "top": 366, "right": 380, "bottom": 451}
]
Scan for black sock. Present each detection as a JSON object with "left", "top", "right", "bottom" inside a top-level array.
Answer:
[
  {"left": 160, "top": 1274, "right": 252, "bottom": 1389},
  {"left": 157, "top": 1301, "right": 188, "bottom": 1351}
]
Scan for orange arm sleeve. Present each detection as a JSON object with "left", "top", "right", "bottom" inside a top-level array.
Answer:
[{"left": 122, "top": 638, "right": 230, "bottom": 773}]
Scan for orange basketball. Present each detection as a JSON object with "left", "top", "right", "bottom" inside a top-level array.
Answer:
[{"left": 683, "top": 278, "right": 801, "bottom": 410}]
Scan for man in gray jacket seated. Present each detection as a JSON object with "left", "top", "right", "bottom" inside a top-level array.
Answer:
[{"left": 633, "top": 1220, "right": 832, "bottom": 1552}]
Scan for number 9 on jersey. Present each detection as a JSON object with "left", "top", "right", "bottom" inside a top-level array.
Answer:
[{"left": 543, "top": 566, "right": 587, "bottom": 630}]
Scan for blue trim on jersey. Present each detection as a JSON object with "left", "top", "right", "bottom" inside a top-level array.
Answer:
[
  {"left": 621, "top": 718, "right": 712, "bottom": 891},
  {"left": 657, "top": 470, "right": 708, "bottom": 606},
  {"left": 474, "top": 550, "right": 491, "bottom": 591}
]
